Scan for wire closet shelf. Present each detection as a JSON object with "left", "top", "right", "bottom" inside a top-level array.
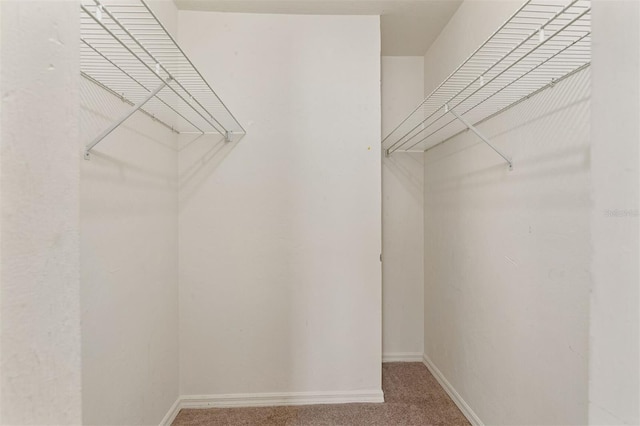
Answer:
[
  {"left": 80, "top": 0, "right": 245, "bottom": 158},
  {"left": 381, "top": 0, "right": 591, "bottom": 168}
]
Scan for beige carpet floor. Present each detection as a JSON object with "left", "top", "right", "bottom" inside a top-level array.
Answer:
[{"left": 172, "top": 362, "right": 470, "bottom": 425}]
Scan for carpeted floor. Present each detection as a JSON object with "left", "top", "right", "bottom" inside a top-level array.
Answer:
[{"left": 172, "top": 362, "right": 470, "bottom": 425}]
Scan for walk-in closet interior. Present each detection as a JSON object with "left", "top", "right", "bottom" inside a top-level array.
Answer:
[{"left": 0, "top": 0, "right": 638, "bottom": 425}]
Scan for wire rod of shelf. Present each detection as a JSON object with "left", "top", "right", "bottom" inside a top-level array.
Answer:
[
  {"left": 80, "top": 0, "right": 245, "bottom": 153},
  {"left": 382, "top": 0, "right": 591, "bottom": 158}
]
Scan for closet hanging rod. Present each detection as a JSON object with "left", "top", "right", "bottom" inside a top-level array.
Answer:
[
  {"left": 80, "top": 0, "right": 246, "bottom": 159},
  {"left": 386, "top": 0, "right": 586, "bottom": 153},
  {"left": 401, "top": 28, "right": 590, "bottom": 153},
  {"left": 80, "top": 39, "right": 208, "bottom": 134},
  {"left": 423, "top": 61, "right": 590, "bottom": 156},
  {"left": 93, "top": 1, "right": 229, "bottom": 134},
  {"left": 394, "top": 6, "right": 590, "bottom": 153},
  {"left": 81, "top": 71, "right": 180, "bottom": 135},
  {"left": 381, "top": 0, "right": 591, "bottom": 168}
]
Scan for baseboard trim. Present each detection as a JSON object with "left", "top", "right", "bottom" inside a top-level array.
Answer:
[
  {"left": 180, "top": 389, "right": 384, "bottom": 409},
  {"left": 422, "top": 354, "right": 483, "bottom": 426},
  {"left": 382, "top": 352, "right": 424, "bottom": 362},
  {"left": 159, "top": 397, "right": 181, "bottom": 426}
]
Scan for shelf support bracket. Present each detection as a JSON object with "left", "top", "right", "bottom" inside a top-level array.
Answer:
[
  {"left": 84, "top": 78, "right": 171, "bottom": 160},
  {"left": 446, "top": 104, "right": 513, "bottom": 171}
]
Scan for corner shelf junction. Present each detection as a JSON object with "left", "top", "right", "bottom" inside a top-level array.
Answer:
[
  {"left": 381, "top": 0, "right": 591, "bottom": 169},
  {"left": 80, "top": 0, "right": 245, "bottom": 159}
]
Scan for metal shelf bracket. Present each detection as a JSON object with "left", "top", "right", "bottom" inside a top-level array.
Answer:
[
  {"left": 445, "top": 104, "right": 513, "bottom": 171},
  {"left": 84, "top": 78, "right": 171, "bottom": 160}
]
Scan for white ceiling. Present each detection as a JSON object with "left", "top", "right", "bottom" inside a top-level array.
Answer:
[{"left": 173, "top": 0, "right": 463, "bottom": 56}]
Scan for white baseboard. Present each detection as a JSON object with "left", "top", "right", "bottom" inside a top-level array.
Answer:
[
  {"left": 180, "top": 389, "right": 384, "bottom": 409},
  {"left": 159, "top": 397, "right": 181, "bottom": 426},
  {"left": 382, "top": 352, "right": 424, "bottom": 362},
  {"left": 422, "top": 354, "right": 483, "bottom": 426}
]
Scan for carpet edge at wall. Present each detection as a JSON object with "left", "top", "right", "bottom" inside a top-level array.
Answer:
[
  {"left": 382, "top": 352, "right": 424, "bottom": 362},
  {"left": 422, "top": 354, "right": 484, "bottom": 426},
  {"left": 160, "top": 388, "right": 385, "bottom": 423},
  {"left": 159, "top": 397, "right": 182, "bottom": 426}
]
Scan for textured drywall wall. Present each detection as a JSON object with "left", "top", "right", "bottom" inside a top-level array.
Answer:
[
  {"left": 178, "top": 11, "right": 382, "bottom": 396},
  {"left": 422, "top": 1, "right": 590, "bottom": 424},
  {"left": 79, "top": 1, "right": 179, "bottom": 424},
  {"left": 381, "top": 56, "right": 424, "bottom": 360},
  {"left": 589, "top": 1, "right": 639, "bottom": 424},
  {"left": 0, "top": 2, "right": 82, "bottom": 423}
]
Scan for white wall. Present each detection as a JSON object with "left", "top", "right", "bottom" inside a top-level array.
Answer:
[
  {"left": 381, "top": 56, "right": 424, "bottom": 361},
  {"left": 177, "top": 11, "right": 382, "bottom": 398},
  {"left": 0, "top": 2, "right": 82, "bottom": 424},
  {"left": 422, "top": 1, "right": 590, "bottom": 424},
  {"left": 79, "top": 1, "right": 180, "bottom": 424},
  {"left": 589, "top": 1, "right": 639, "bottom": 424}
]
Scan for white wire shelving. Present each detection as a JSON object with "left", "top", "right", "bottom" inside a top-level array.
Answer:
[
  {"left": 382, "top": 0, "right": 591, "bottom": 169},
  {"left": 80, "top": 0, "right": 245, "bottom": 159}
]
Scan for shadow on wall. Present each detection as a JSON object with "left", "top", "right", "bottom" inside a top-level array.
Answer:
[
  {"left": 421, "top": 67, "right": 592, "bottom": 426},
  {"left": 80, "top": 78, "right": 181, "bottom": 221},
  {"left": 80, "top": 78, "right": 177, "bottom": 153},
  {"left": 178, "top": 132, "right": 245, "bottom": 208},
  {"left": 80, "top": 77, "right": 244, "bottom": 209},
  {"left": 80, "top": 75, "right": 184, "bottom": 425},
  {"left": 423, "top": 67, "right": 591, "bottom": 205},
  {"left": 383, "top": 152, "right": 424, "bottom": 204}
]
